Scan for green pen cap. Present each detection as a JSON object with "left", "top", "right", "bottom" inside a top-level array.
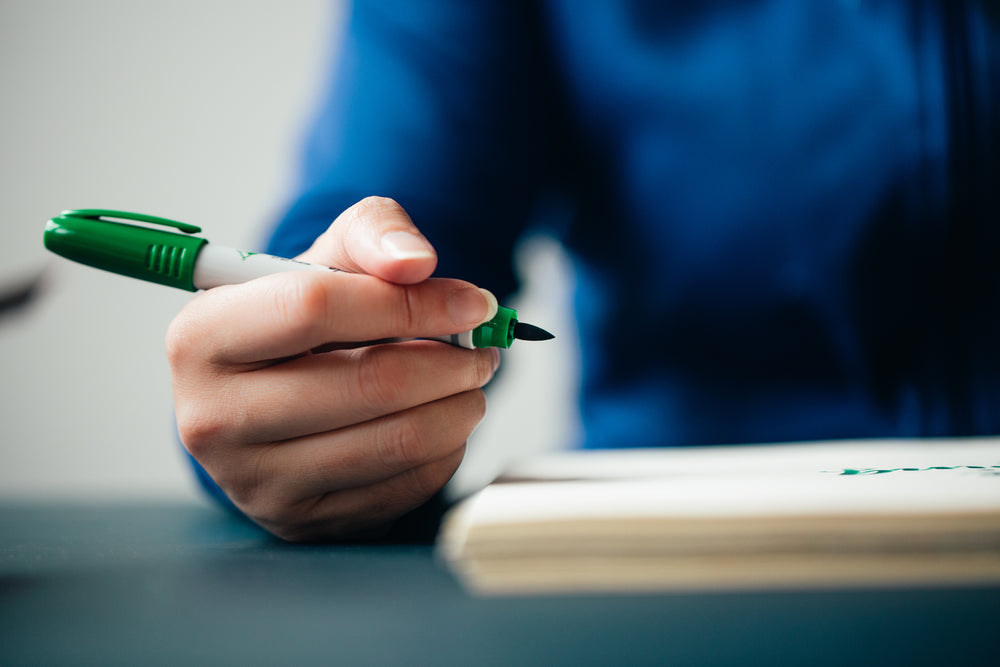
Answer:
[
  {"left": 43, "top": 210, "right": 207, "bottom": 291},
  {"left": 472, "top": 306, "right": 517, "bottom": 349}
]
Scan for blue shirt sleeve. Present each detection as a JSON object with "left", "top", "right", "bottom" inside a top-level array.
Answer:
[{"left": 267, "top": 0, "right": 564, "bottom": 300}]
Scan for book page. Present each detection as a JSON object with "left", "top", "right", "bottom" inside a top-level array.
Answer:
[{"left": 458, "top": 438, "right": 1000, "bottom": 525}]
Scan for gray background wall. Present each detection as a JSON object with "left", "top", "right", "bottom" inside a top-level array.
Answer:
[{"left": 0, "top": 0, "right": 576, "bottom": 502}]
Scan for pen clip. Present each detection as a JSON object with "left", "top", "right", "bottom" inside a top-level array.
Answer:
[
  {"left": 58, "top": 209, "right": 202, "bottom": 235},
  {"left": 45, "top": 209, "right": 208, "bottom": 291}
]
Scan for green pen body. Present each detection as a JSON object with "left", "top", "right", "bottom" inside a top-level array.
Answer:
[{"left": 43, "top": 209, "right": 525, "bottom": 349}]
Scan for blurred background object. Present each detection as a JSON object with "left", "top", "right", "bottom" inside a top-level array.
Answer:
[
  {"left": 0, "top": 271, "right": 45, "bottom": 320},
  {"left": 0, "top": 0, "right": 576, "bottom": 501}
]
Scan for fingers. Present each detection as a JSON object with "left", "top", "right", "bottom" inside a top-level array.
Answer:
[
  {"left": 256, "top": 447, "right": 468, "bottom": 542},
  {"left": 187, "top": 340, "right": 499, "bottom": 445},
  {"left": 165, "top": 196, "right": 502, "bottom": 542},
  {"left": 167, "top": 271, "right": 498, "bottom": 369},
  {"left": 215, "top": 389, "right": 485, "bottom": 515},
  {"left": 298, "top": 196, "right": 438, "bottom": 285}
]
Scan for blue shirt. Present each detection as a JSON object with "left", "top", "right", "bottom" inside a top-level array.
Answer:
[{"left": 268, "top": 0, "right": 1000, "bottom": 449}]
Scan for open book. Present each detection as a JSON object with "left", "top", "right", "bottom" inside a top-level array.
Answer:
[{"left": 438, "top": 439, "right": 1000, "bottom": 595}]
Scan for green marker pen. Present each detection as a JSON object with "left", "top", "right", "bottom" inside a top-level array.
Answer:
[{"left": 43, "top": 209, "right": 554, "bottom": 349}]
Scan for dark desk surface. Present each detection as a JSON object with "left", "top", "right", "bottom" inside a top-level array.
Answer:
[{"left": 1, "top": 502, "right": 997, "bottom": 666}]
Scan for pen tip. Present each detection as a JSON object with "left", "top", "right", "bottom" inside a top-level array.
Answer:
[{"left": 513, "top": 321, "right": 555, "bottom": 342}]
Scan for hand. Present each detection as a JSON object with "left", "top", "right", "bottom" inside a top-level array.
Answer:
[{"left": 166, "top": 197, "right": 500, "bottom": 541}]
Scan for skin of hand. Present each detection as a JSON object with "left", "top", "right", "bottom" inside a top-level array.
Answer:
[{"left": 166, "top": 197, "right": 501, "bottom": 542}]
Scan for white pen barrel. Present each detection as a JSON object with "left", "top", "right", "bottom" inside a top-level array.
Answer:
[
  {"left": 424, "top": 331, "right": 476, "bottom": 350},
  {"left": 191, "top": 244, "right": 335, "bottom": 289}
]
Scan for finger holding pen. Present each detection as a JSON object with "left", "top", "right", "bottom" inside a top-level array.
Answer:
[
  {"left": 176, "top": 270, "right": 498, "bottom": 369},
  {"left": 44, "top": 197, "right": 522, "bottom": 540},
  {"left": 296, "top": 196, "right": 441, "bottom": 285},
  {"left": 165, "top": 197, "right": 501, "bottom": 541},
  {"left": 168, "top": 278, "right": 498, "bottom": 540},
  {"left": 168, "top": 272, "right": 501, "bottom": 441}
]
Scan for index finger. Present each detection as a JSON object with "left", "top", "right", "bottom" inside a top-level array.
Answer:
[{"left": 168, "top": 270, "right": 498, "bottom": 368}]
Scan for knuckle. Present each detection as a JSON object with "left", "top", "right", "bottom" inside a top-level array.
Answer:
[
  {"left": 226, "top": 455, "right": 281, "bottom": 521},
  {"left": 227, "top": 483, "right": 265, "bottom": 518},
  {"left": 163, "top": 322, "right": 183, "bottom": 369},
  {"left": 249, "top": 501, "right": 296, "bottom": 532},
  {"left": 269, "top": 523, "right": 316, "bottom": 544},
  {"left": 473, "top": 388, "right": 488, "bottom": 421},
  {"left": 409, "top": 450, "right": 464, "bottom": 499},
  {"left": 175, "top": 404, "right": 228, "bottom": 458},
  {"left": 251, "top": 507, "right": 310, "bottom": 542},
  {"left": 270, "top": 276, "right": 330, "bottom": 341},
  {"left": 375, "top": 413, "right": 428, "bottom": 470},
  {"left": 460, "top": 388, "right": 488, "bottom": 426},
  {"left": 175, "top": 379, "right": 255, "bottom": 452},
  {"left": 471, "top": 350, "right": 498, "bottom": 389},
  {"left": 353, "top": 347, "right": 404, "bottom": 415},
  {"left": 268, "top": 503, "right": 388, "bottom": 544},
  {"left": 164, "top": 310, "right": 198, "bottom": 370}
]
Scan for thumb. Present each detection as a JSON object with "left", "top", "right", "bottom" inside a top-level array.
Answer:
[{"left": 296, "top": 196, "right": 438, "bottom": 285}]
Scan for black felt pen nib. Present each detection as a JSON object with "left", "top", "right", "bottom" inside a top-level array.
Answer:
[{"left": 513, "top": 321, "right": 555, "bottom": 342}]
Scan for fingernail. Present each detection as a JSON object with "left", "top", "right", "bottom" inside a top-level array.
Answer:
[
  {"left": 380, "top": 231, "right": 436, "bottom": 261},
  {"left": 479, "top": 289, "right": 499, "bottom": 321},
  {"left": 448, "top": 287, "right": 498, "bottom": 326}
]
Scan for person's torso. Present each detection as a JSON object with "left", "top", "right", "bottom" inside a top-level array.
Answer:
[{"left": 538, "top": 0, "right": 1000, "bottom": 447}]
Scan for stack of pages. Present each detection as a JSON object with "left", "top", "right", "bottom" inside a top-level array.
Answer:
[{"left": 438, "top": 439, "right": 1000, "bottom": 595}]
